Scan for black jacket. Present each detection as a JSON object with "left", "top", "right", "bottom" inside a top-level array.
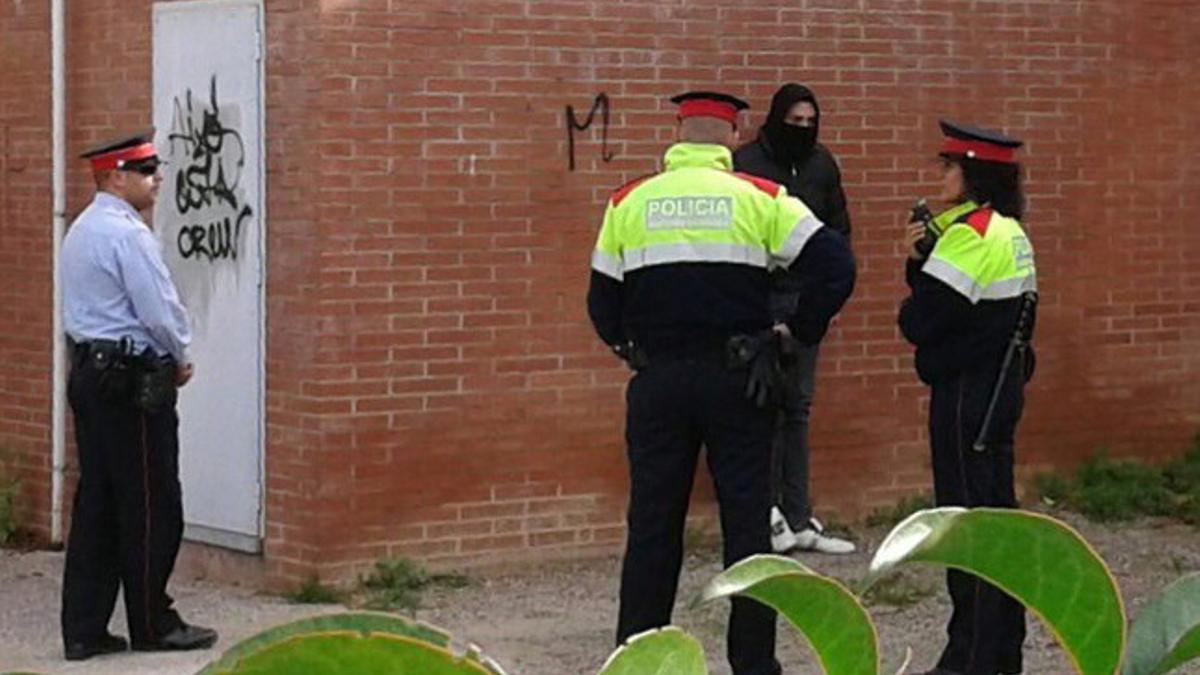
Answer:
[
  {"left": 733, "top": 134, "right": 851, "bottom": 239},
  {"left": 735, "top": 135, "right": 852, "bottom": 323}
]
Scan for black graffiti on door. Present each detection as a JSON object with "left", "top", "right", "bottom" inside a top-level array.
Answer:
[
  {"left": 176, "top": 206, "right": 252, "bottom": 262},
  {"left": 168, "top": 75, "right": 252, "bottom": 263},
  {"left": 565, "top": 93, "right": 615, "bottom": 171}
]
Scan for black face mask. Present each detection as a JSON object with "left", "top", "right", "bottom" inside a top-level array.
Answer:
[{"left": 778, "top": 124, "right": 817, "bottom": 160}]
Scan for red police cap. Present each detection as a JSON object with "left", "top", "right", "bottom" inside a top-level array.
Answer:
[
  {"left": 79, "top": 129, "right": 160, "bottom": 171},
  {"left": 939, "top": 119, "right": 1023, "bottom": 164},
  {"left": 670, "top": 91, "right": 749, "bottom": 125}
]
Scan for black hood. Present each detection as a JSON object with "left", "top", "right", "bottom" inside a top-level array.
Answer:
[{"left": 761, "top": 83, "right": 820, "bottom": 163}]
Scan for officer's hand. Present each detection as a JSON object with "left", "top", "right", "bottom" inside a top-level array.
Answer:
[
  {"left": 742, "top": 332, "right": 782, "bottom": 409},
  {"left": 611, "top": 342, "right": 647, "bottom": 371},
  {"left": 177, "top": 362, "right": 194, "bottom": 387},
  {"left": 906, "top": 222, "right": 927, "bottom": 260},
  {"left": 771, "top": 322, "right": 792, "bottom": 339}
]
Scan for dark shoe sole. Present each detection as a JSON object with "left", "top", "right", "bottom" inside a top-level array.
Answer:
[
  {"left": 64, "top": 638, "right": 128, "bottom": 661},
  {"left": 132, "top": 633, "right": 218, "bottom": 652}
]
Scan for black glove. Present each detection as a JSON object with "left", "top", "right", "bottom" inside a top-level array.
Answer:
[
  {"left": 611, "top": 341, "right": 648, "bottom": 371},
  {"left": 727, "top": 330, "right": 783, "bottom": 408}
]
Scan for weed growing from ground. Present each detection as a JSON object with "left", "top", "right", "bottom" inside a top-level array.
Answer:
[
  {"left": 835, "top": 570, "right": 934, "bottom": 608},
  {"left": 864, "top": 493, "right": 934, "bottom": 529},
  {"left": 286, "top": 574, "right": 343, "bottom": 605},
  {"left": 862, "top": 571, "right": 935, "bottom": 608},
  {"left": 1163, "top": 436, "right": 1200, "bottom": 524},
  {"left": 0, "top": 451, "right": 19, "bottom": 547},
  {"left": 360, "top": 557, "right": 470, "bottom": 614},
  {"left": 1032, "top": 435, "right": 1200, "bottom": 524}
]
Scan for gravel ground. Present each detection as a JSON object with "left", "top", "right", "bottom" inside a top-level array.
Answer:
[{"left": 3, "top": 510, "right": 1198, "bottom": 675}]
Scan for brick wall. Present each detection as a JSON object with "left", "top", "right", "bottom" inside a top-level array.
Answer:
[
  {"left": 3, "top": 0, "right": 1198, "bottom": 585},
  {"left": 0, "top": 0, "right": 53, "bottom": 538}
]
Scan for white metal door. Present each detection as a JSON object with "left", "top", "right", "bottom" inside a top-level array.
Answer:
[{"left": 152, "top": 0, "right": 264, "bottom": 552}]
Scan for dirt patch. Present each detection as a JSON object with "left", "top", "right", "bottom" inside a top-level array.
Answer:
[
  {"left": 414, "top": 511, "right": 1200, "bottom": 674},
  {"left": 2, "top": 510, "right": 1197, "bottom": 675}
]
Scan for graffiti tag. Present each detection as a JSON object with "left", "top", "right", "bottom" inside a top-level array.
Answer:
[
  {"left": 168, "top": 75, "right": 252, "bottom": 263},
  {"left": 565, "top": 93, "right": 615, "bottom": 172}
]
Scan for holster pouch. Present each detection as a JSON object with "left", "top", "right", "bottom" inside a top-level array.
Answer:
[
  {"left": 727, "top": 330, "right": 784, "bottom": 409},
  {"left": 134, "top": 354, "right": 178, "bottom": 413},
  {"left": 87, "top": 339, "right": 136, "bottom": 404}
]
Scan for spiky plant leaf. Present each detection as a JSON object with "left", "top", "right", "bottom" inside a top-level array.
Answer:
[
  {"left": 1123, "top": 573, "right": 1200, "bottom": 675},
  {"left": 597, "top": 626, "right": 707, "bottom": 675},
  {"left": 865, "top": 508, "right": 1124, "bottom": 675},
  {"left": 699, "top": 554, "right": 877, "bottom": 675},
  {"left": 196, "top": 612, "right": 505, "bottom": 674}
]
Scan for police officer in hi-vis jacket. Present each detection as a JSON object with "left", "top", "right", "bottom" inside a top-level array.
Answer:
[
  {"left": 587, "top": 91, "right": 855, "bottom": 675},
  {"left": 900, "top": 120, "right": 1038, "bottom": 675}
]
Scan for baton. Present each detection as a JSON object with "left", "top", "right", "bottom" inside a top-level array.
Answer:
[{"left": 972, "top": 291, "right": 1037, "bottom": 452}]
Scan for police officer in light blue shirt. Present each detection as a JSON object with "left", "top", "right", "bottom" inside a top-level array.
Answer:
[
  {"left": 63, "top": 167, "right": 192, "bottom": 363},
  {"left": 60, "top": 130, "right": 217, "bottom": 660}
]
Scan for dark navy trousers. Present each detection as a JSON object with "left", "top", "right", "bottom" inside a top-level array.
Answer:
[
  {"left": 616, "top": 357, "right": 781, "bottom": 675},
  {"left": 930, "top": 359, "right": 1028, "bottom": 675},
  {"left": 62, "top": 353, "right": 185, "bottom": 647}
]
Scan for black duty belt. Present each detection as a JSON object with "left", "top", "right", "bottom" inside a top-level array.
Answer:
[
  {"left": 70, "top": 338, "right": 132, "bottom": 369},
  {"left": 70, "top": 338, "right": 174, "bottom": 367},
  {"left": 636, "top": 333, "right": 736, "bottom": 361},
  {"left": 69, "top": 337, "right": 179, "bottom": 412}
]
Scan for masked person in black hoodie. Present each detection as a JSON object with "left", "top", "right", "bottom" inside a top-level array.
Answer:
[{"left": 734, "top": 83, "right": 855, "bottom": 555}]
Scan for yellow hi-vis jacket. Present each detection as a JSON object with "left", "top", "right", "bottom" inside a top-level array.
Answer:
[
  {"left": 590, "top": 143, "right": 822, "bottom": 283},
  {"left": 899, "top": 202, "right": 1038, "bottom": 383},
  {"left": 923, "top": 201, "right": 1037, "bottom": 304},
  {"left": 587, "top": 142, "right": 854, "bottom": 353}
]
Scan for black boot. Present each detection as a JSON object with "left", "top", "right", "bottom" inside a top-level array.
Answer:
[
  {"left": 132, "top": 622, "right": 218, "bottom": 652},
  {"left": 64, "top": 632, "right": 128, "bottom": 661}
]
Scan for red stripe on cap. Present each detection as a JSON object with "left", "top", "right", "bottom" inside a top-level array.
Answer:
[
  {"left": 941, "top": 138, "right": 1016, "bottom": 163},
  {"left": 88, "top": 142, "right": 158, "bottom": 170},
  {"left": 678, "top": 99, "right": 738, "bottom": 124}
]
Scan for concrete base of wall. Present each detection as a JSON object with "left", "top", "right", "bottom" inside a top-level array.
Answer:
[{"left": 175, "top": 539, "right": 267, "bottom": 589}]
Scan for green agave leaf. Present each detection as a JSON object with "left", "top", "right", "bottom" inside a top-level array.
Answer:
[
  {"left": 1123, "top": 573, "right": 1200, "bottom": 675},
  {"left": 698, "top": 554, "right": 877, "bottom": 675},
  {"left": 197, "top": 612, "right": 504, "bottom": 675},
  {"left": 865, "top": 508, "right": 1124, "bottom": 675},
  {"left": 598, "top": 626, "right": 707, "bottom": 675},
  {"left": 202, "top": 612, "right": 451, "bottom": 668}
]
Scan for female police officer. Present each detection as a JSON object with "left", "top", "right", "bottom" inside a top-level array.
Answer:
[{"left": 899, "top": 120, "right": 1037, "bottom": 675}]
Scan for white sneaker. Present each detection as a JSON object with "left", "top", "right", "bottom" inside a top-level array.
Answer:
[
  {"left": 769, "top": 506, "right": 798, "bottom": 553},
  {"left": 793, "top": 517, "right": 856, "bottom": 555}
]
